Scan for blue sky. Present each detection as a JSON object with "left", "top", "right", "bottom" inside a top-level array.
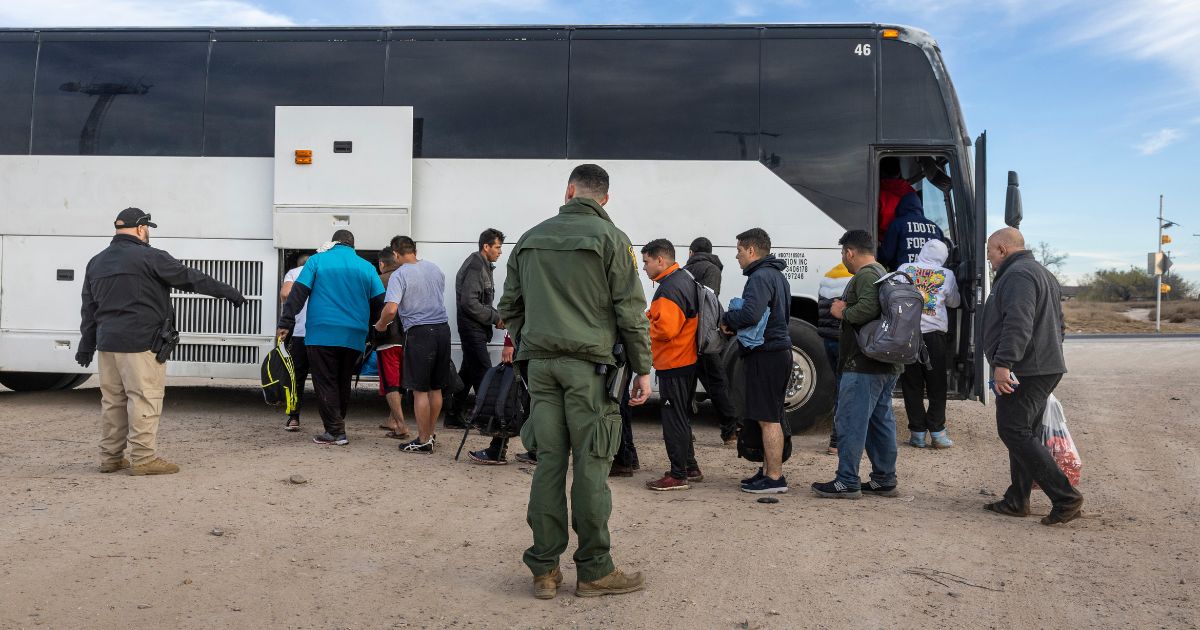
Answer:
[{"left": 3, "top": 0, "right": 1198, "bottom": 286}]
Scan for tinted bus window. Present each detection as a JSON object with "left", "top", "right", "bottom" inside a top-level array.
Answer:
[
  {"left": 0, "top": 43, "right": 36, "bottom": 154},
  {"left": 568, "top": 38, "right": 759, "bottom": 160},
  {"left": 205, "top": 41, "right": 386, "bottom": 157},
  {"left": 761, "top": 38, "right": 878, "bottom": 230},
  {"left": 386, "top": 40, "right": 568, "bottom": 158},
  {"left": 32, "top": 41, "right": 207, "bottom": 155},
  {"left": 881, "top": 40, "right": 952, "bottom": 140}
]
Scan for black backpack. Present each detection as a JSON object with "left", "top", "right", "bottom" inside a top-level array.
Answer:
[
  {"left": 261, "top": 339, "right": 298, "bottom": 415},
  {"left": 467, "top": 363, "right": 530, "bottom": 439},
  {"left": 736, "top": 416, "right": 794, "bottom": 464}
]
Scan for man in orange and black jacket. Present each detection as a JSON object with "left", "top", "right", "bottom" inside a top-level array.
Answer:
[{"left": 640, "top": 239, "right": 702, "bottom": 492}]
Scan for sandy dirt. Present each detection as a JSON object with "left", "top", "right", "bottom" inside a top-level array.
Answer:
[{"left": 2, "top": 339, "right": 1197, "bottom": 629}]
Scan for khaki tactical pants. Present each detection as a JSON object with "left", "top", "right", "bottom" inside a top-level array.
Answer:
[
  {"left": 521, "top": 357, "right": 623, "bottom": 582},
  {"left": 98, "top": 351, "right": 167, "bottom": 466}
]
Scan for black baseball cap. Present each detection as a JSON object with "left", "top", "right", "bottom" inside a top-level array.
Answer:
[{"left": 114, "top": 207, "right": 157, "bottom": 229}]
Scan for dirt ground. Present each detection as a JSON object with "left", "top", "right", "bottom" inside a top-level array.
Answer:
[{"left": 2, "top": 338, "right": 1197, "bottom": 630}]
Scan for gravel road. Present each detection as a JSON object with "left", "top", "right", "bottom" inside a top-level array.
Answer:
[{"left": 1, "top": 339, "right": 1196, "bottom": 629}]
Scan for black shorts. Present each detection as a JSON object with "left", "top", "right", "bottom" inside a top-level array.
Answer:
[
  {"left": 402, "top": 323, "right": 452, "bottom": 392},
  {"left": 742, "top": 348, "right": 791, "bottom": 423}
]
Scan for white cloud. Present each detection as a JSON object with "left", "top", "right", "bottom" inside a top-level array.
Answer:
[
  {"left": 1136, "top": 128, "right": 1184, "bottom": 155},
  {"left": 1073, "top": 0, "right": 1200, "bottom": 94},
  {"left": 0, "top": 0, "right": 294, "bottom": 27}
]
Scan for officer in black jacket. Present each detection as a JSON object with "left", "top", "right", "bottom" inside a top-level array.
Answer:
[{"left": 78, "top": 208, "right": 245, "bottom": 476}]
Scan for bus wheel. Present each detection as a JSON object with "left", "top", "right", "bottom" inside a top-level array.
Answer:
[
  {"left": 783, "top": 319, "right": 836, "bottom": 433},
  {"left": 0, "top": 372, "right": 91, "bottom": 392}
]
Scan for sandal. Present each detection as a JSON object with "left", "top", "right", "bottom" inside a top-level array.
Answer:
[
  {"left": 284, "top": 417, "right": 300, "bottom": 432},
  {"left": 385, "top": 430, "right": 412, "bottom": 440}
]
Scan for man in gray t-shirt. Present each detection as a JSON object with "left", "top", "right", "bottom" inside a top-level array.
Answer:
[
  {"left": 384, "top": 260, "right": 449, "bottom": 330},
  {"left": 374, "top": 236, "right": 451, "bottom": 454}
]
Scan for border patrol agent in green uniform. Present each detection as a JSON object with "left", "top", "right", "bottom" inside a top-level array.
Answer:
[{"left": 498, "top": 164, "right": 653, "bottom": 599}]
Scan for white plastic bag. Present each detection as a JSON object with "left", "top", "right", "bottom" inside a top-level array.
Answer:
[{"left": 1040, "top": 394, "right": 1082, "bottom": 486}]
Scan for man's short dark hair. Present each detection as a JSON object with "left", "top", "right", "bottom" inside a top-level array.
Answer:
[
  {"left": 640, "top": 238, "right": 675, "bottom": 260},
  {"left": 880, "top": 156, "right": 902, "bottom": 179},
  {"left": 379, "top": 246, "right": 396, "bottom": 263},
  {"left": 689, "top": 237, "right": 712, "bottom": 254},
  {"left": 478, "top": 228, "right": 506, "bottom": 250},
  {"left": 838, "top": 229, "right": 876, "bottom": 256},
  {"left": 735, "top": 228, "right": 771, "bottom": 255},
  {"left": 568, "top": 163, "right": 609, "bottom": 197},
  {"left": 390, "top": 235, "right": 417, "bottom": 256},
  {"left": 331, "top": 229, "right": 355, "bottom": 247}
]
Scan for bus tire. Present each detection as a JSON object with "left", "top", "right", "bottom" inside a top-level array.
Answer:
[
  {"left": 784, "top": 319, "right": 836, "bottom": 433},
  {"left": 720, "top": 319, "right": 836, "bottom": 434},
  {"left": 0, "top": 372, "right": 90, "bottom": 392}
]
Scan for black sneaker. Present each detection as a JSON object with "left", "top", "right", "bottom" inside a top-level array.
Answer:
[
  {"left": 400, "top": 437, "right": 435, "bottom": 454},
  {"left": 467, "top": 448, "right": 507, "bottom": 465},
  {"left": 740, "top": 467, "right": 765, "bottom": 486},
  {"left": 741, "top": 475, "right": 788, "bottom": 494},
  {"left": 312, "top": 432, "right": 348, "bottom": 446},
  {"left": 810, "top": 480, "right": 862, "bottom": 499},
  {"left": 861, "top": 480, "right": 899, "bottom": 497},
  {"left": 515, "top": 451, "right": 537, "bottom": 465}
]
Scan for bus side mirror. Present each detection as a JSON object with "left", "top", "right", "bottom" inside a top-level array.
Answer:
[{"left": 1004, "top": 171, "right": 1023, "bottom": 228}]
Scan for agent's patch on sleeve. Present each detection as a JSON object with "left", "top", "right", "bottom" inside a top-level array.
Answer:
[{"left": 628, "top": 245, "right": 638, "bottom": 271}]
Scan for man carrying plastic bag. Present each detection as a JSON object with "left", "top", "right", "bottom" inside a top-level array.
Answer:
[{"left": 982, "top": 228, "right": 1083, "bottom": 525}]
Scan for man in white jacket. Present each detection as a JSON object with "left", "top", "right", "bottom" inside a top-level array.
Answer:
[{"left": 897, "top": 239, "right": 960, "bottom": 448}]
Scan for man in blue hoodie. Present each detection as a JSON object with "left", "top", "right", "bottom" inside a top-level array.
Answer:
[
  {"left": 879, "top": 188, "right": 944, "bottom": 270},
  {"left": 721, "top": 228, "right": 792, "bottom": 494}
]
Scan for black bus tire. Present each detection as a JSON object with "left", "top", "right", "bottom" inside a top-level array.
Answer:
[
  {"left": 720, "top": 319, "right": 836, "bottom": 434},
  {"left": 784, "top": 319, "right": 836, "bottom": 433},
  {"left": 0, "top": 372, "right": 90, "bottom": 392}
]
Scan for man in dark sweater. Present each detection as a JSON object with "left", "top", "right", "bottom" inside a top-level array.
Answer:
[
  {"left": 983, "top": 227, "right": 1083, "bottom": 525},
  {"left": 721, "top": 228, "right": 792, "bottom": 494},
  {"left": 683, "top": 236, "right": 739, "bottom": 444},
  {"left": 812, "top": 229, "right": 903, "bottom": 499}
]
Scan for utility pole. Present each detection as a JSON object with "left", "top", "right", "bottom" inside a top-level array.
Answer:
[{"left": 1157, "top": 195, "right": 1164, "bottom": 333}]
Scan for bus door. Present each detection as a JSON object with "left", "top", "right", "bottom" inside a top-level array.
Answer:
[
  {"left": 971, "top": 132, "right": 988, "bottom": 403},
  {"left": 872, "top": 146, "right": 980, "bottom": 401}
]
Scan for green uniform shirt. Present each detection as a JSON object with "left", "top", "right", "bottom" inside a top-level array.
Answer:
[{"left": 498, "top": 197, "right": 652, "bottom": 375}]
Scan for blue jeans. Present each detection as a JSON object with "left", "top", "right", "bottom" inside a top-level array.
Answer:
[{"left": 834, "top": 371, "right": 900, "bottom": 488}]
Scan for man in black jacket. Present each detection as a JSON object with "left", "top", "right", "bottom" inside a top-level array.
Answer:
[
  {"left": 79, "top": 208, "right": 245, "bottom": 476},
  {"left": 983, "top": 227, "right": 1083, "bottom": 525},
  {"left": 684, "top": 237, "right": 739, "bottom": 444},
  {"left": 450, "top": 228, "right": 512, "bottom": 463},
  {"left": 721, "top": 228, "right": 792, "bottom": 494}
]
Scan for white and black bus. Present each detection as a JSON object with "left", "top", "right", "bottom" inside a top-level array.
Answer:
[{"left": 0, "top": 24, "right": 1001, "bottom": 430}]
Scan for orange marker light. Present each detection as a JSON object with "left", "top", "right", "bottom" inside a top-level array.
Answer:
[
  {"left": 882, "top": 29, "right": 901, "bottom": 39},
  {"left": 295, "top": 149, "right": 312, "bottom": 165}
]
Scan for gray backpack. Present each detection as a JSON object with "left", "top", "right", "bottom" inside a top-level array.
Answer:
[
  {"left": 856, "top": 269, "right": 927, "bottom": 365},
  {"left": 684, "top": 270, "right": 727, "bottom": 355}
]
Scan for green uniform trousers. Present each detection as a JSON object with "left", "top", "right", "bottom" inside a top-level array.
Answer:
[{"left": 521, "top": 357, "right": 623, "bottom": 582}]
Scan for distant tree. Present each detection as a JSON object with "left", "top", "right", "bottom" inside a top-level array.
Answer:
[
  {"left": 1078, "top": 267, "right": 1197, "bottom": 301},
  {"left": 1035, "top": 241, "right": 1069, "bottom": 282}
]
